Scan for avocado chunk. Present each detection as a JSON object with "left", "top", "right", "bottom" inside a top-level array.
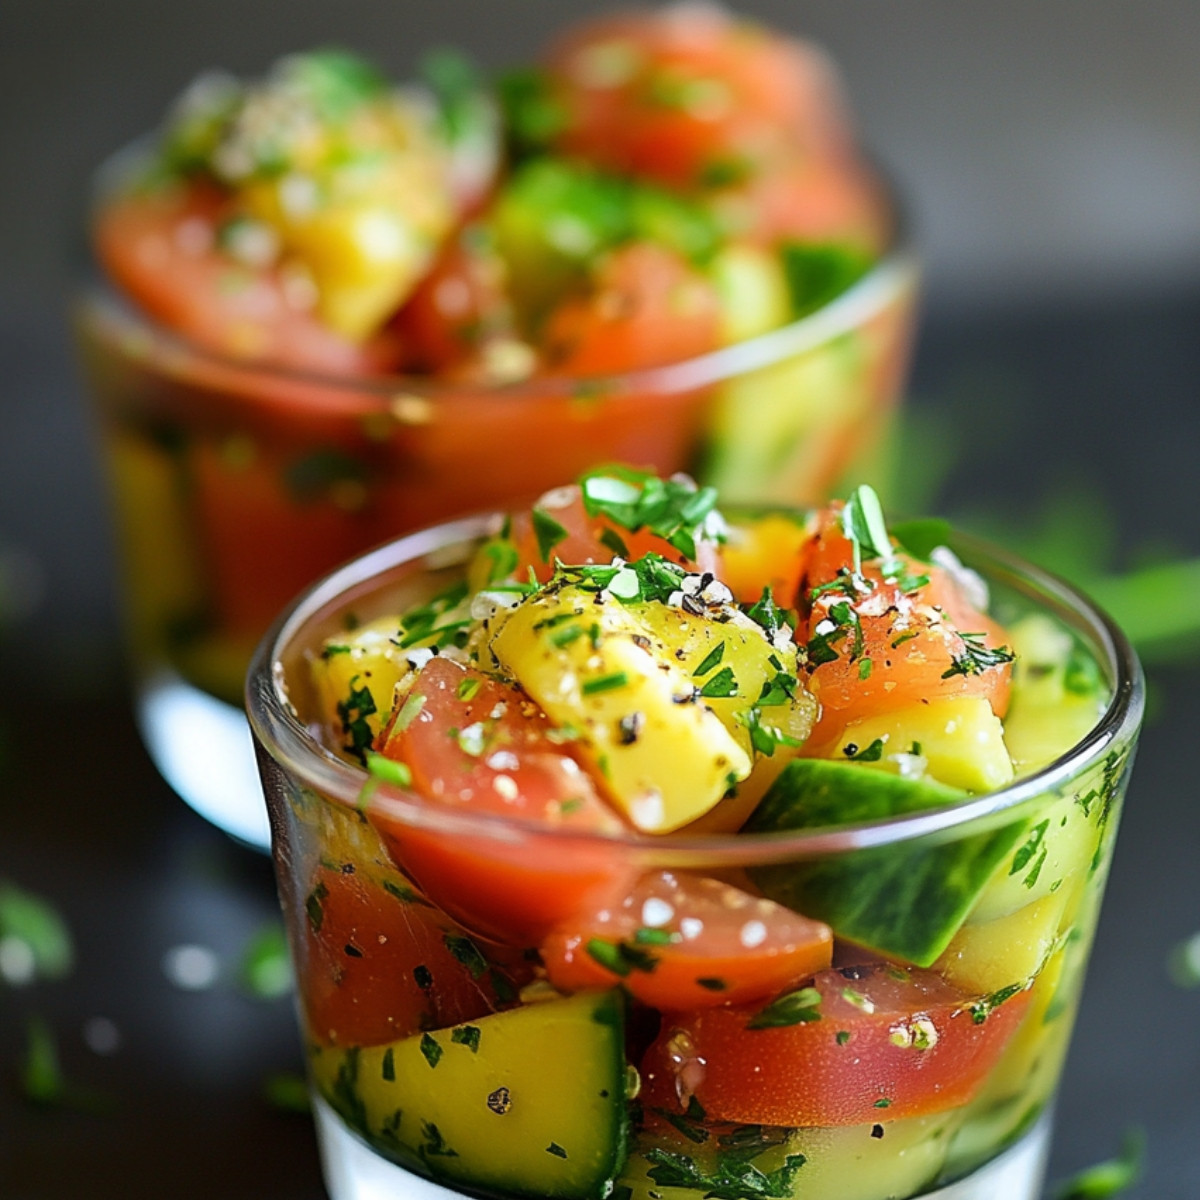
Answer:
[
  {"left": 311, "top": 990, "right": 629, "bottom": 1198},
  {"left": 745, "top": 758, "right": 1024, "bottom": 967}
]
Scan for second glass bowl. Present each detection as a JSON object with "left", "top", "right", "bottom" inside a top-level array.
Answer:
[{"left": 78, "top": 204, "right": 917, "bottom": 848}]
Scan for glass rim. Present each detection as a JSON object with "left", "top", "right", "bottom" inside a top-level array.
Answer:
[
  {"left": 81, "top": 137, "right": 919, "bottom": 406},
  {"left": 245, "top": 510, "right": 1145, "bottom": 867}
]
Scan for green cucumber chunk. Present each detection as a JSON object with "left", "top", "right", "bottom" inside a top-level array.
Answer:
[
  {"left": 311, "top": 990, "right": 629, "bottom": 1199},
  {"left": 745, "top": 758, "right": 1023, "bottom": 967}
]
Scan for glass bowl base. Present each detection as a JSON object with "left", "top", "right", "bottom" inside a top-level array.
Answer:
[
  {"left": 137, "top": 667, "right": 272, "bottom": 851},
  {"left": 312, "top": 1094, "right": 1051, "bottom": 1200}
]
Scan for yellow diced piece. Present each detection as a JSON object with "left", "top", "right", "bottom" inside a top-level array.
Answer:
[
  {"left": 715, "top": 512, "right": 811, "bottom": 609},
  {"left": 934, "top": 889, "right": 1068, "bottom": 995},
  {"left": 832, "top": 696, "right": 1015, "bottom": 793},
  {"left": 310, "top": 615, "right": 412, "bottom": 756},
  {"left": 635, "top": 603, "right": 817, "bottom": 762},
  {"left": 1003, "top": 615, "right": 1107, "bottom": 775},
  {"left": 708, "top": 242, "right": 793, "bottom": 344},
  {"left": 491, "top": 588, "right": 752, "bottom": 833},
  {"left": 308, "top": 991, "right": 627, "bottom": 1199},
  {"left": 282, "top": 200, "right": 437, "bottom": 339}
]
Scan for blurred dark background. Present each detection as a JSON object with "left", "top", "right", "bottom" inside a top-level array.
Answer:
[{"left": 1, "top": 2, "right": 1198, "bottom": 1198}]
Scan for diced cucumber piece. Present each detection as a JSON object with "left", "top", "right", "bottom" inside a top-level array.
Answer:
[
  {"left": 745, "top": 759, "right": 1023, "bottom": 967},
  {"left": 828, "top": 696, "right": 1014, "bottom": 794},
  {"left": 934, "top": 889, "right": 1068, "bottom": 994},
  {"left": 311, "top": 990, "right": 629, "bottom": 1199},
  {"left": 1003, "top": 614, "right": 1108, "bottom": 776},
  {"left": 490, "top": 158, "right": 630, "bottom": 323},
  {"left": 698, "top": 335, "right": 861, "bottom": 505},
  {"left": 967, "top": 746, "right": 1128, "bottom": 925}
]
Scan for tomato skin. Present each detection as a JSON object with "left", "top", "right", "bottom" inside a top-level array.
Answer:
[
  {"left": 94, "top": 182, "right": 399, "bottom": 372},
  {"left": 540, "top": 242, "right": 721, "bottom": 376},
  {"left": 371, "top": 657, "right": 634, "bottom": 945},
  {"left": 511, "top": 484, "right": 722, "bottom": 584},
  {"left": 794, "top": 507, "right": 1013, "bottom": 749},
  {"left": 296, "top": 864, "right": 525, "bottom": 1048},
  {"left": 543, "top": 9, "right": 852, "bottom": 189},
  {"left": 640, "top": 962, "right": 1031, "bottom": 1127},
  {"left": 188, "top": 438, "right": 374, "bottom": 641},
  {"left": 541, "top": 869, "right": 832, "bottom": 1011}
]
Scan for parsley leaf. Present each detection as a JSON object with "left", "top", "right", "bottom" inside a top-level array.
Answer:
[
  {"left": 698, "top": 666, "right": 738, "bottom": 699},
  {"left": 747, "top": 986, "right": 822, "bottom": 1029},
  {"left": 1054, "top": 1129, "right": 1144, "bottom": 1199},
  {"left": 532, "top": 507, "right": 569, "bottom": 562},
  {"left": 943, "top": 631, "right": 1016, "bottom": 679},
  {"left": 580, "top": 466, "right": 722, "bottom": 559}
]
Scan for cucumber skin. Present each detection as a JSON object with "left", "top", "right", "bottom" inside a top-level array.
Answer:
[{"left": 745, "top": 759, "right": 1024, "bottom": 967}]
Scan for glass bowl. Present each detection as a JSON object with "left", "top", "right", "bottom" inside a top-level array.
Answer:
[{"left": 245, "top": 509, "right": 1143, "bottom": 1200}]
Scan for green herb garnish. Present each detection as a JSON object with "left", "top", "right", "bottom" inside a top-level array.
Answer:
[
  {"left": 1054, "top": 1129, "right": 1144, "bottom": 1199},
  {"left": 747, "top": 986, "right": 823, "bottom": 1029},
  {"left": 532, "top": 507, "right": 569, "bottom": 562}
]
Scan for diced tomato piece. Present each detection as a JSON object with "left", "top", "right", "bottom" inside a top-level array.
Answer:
[
  {"left": 370, "top": 657, "right": 634, "bottom": 945},
  {"left": 540, "top": 242, "right": 721, "bottom": 376},
  {"left": 543, "top": 8, "right": 852, "bottom": 189},
  {"left": 708, "top": 155, "right": 890, "bottom": 253},
  {"left": 509, "top": 483, "right": 721, "bottom": 583},
  {"left": 541, "top": 869, "right": 832, "bottom": 1010},
  {"left": 296, "top": 863, "right": 527, "bottom": 1047},
  {"left": 391, "top": 223, "right": 518, "bottom": 374},
  {"left": 188, "top": 437, "right": 375, "bottom": 641},
  {"left": 94, "top": 182, "right": 399, "bottom": 372},
  {"left": 640, "top": 961, "right": 1031, "bottom": 1126},
  {"left": 794, "top": 505, "right": 1013, "bottom": 749}
]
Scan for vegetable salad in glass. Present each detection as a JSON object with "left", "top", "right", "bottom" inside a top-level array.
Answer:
[
  {"left": 78, "top": 5, "right": 916, "bottom": 847},
  {"left": 246, "top": 467, "right": 1142, "bottom": 1200}
]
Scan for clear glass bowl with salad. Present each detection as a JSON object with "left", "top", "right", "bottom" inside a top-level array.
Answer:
[
  {"left": 76, "top": 5, "right": 917, "bottom": 848},
  {"left": 245, "top": 466, "right": 1143, "bottom": 1200}
]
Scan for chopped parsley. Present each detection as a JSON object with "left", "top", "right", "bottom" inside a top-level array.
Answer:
[
  {"left": 451, "top": 1025, "right": 481, "bottom": 1053},
  {"left": 305, "top": 881, "right": 329, "bottom": 932},
  {"left": 335, "top": 678, "right": 377, "bottom": 764},
  {"left": 420, "top": 1120, "right": 457, "bottom": 1158},
  {"left": 747, "top": 986, "right": 822, "bottom": 1029},
  {"left": 943, "top": 631, "right": 1016, "bottom": 679},
  {"left": 531, "top": 507, "right": 569, "bottom": 562},
  {"left": 736, "top": 706, "right": 804, "bottom": 757},
  {"left": 1053, "top": 1129, "right": 1144, "bottom": 1199},
  {"left": 841, "top": 484, "right": 898, "bottom": 578},
  {"left": 969, "top": 982, "right": 1025, "bottom": 1025},
  {"left": 692, "top": 642, "right": 726, "bottom": 677},
  {"left": 419, "top": 1034, "right": 443, "bottom": 1068},
  {"left": 645, "top": 1146, "right": 807, "bottom": 1200},
  {"left": 238, "top": 923, "right": 293, "bottom": 1000},
  {"left": 0, "top": 879, "right": 73, "bottom": 982},
  {"left": 698, "top": 666, "right": 738, "bottom": 699},
  {"left": 443, "top": 934, "right": 488, "bottom": 979},
  {"left": 365, "top": 752, "right": 412, "bottom": 788},
  {"left": 843, "top": 738, "right": 885, "bottom": 763},
  {"left": 579, "top": 466, "right": 722, "bottom": 560},
  {"left": 585, "top": 938, "right": 659, "bottom": 977},
  {"left": 582, "top": 671, "right": 629, "bottom": 696},
  {"left": 744, "top": 587, "right": 787, "bottom": 640}
]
